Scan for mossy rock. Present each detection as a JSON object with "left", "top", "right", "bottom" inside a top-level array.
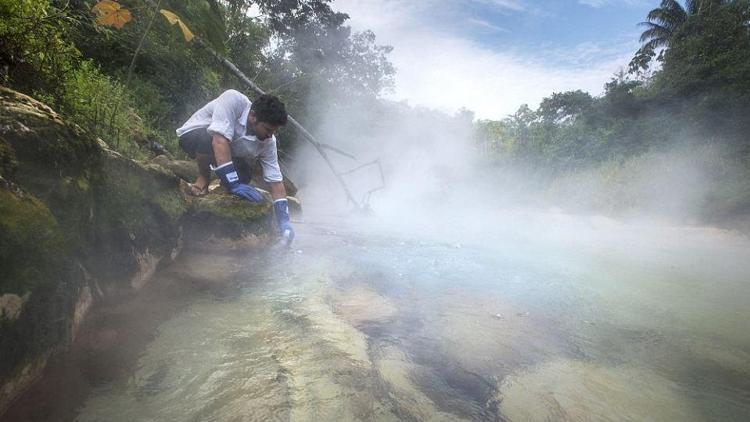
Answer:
[
  {"left": 0, "top": 88, "right": 101, "bottom": 176},
  {"left": 84, "top": 149, "right": 189, "bottom": 284},
  {"left": 0, "top": 186, "right": 82, "bottom": 390},
  {"left": 0, "top": 138, "right": 18, "bottom": 179},
  {"left": 150, "top": 154, "right": 299, "bottom": 198},
  {"left": 1, "top": 87, "right": 276, "bottom": 287},
  {"left": 0, "top": 88, "right": 188, "bottom": 288},
  {"left": 0, "top": 88, "right": 101, "bottom": 249},
  {"left": 0, "top": 88, "right": 281, "bottom": 409},
  {"left": 185, "top": 189, "right": 273, "bottom": 239},
  {"left": 150, "top": 155, "right": 200, "bottom": 183},
  {"left": 0, "top": 188, "right": 64, "bottom": 294}
]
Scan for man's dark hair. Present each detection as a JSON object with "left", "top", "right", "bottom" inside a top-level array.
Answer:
[{"left": 251, "top": 94, "right": 288, "bottom": 126}]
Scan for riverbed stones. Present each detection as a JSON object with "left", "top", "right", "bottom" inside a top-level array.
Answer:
[
  {"left": 374, "top": 344, "right": 467, "bottom": 421},
  {"left": 420, "top": 290, "right": 566, "bottom": 378},
  {"left": 497, "top": 359, "right": 701, "bottom": 421},
  {"left": 329, "top": 284, "right": 397, "bottom": 328}
]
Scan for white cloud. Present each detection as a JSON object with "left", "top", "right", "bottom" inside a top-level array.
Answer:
[
  {"left": 333, "top": 0, "right": 636, "bottom": 120},
  {"left": 578, "top": 0, "right": 607, "bottom": 7},
  {"left": 578, "top": 0, "right": 651, "bottom": 8},
  {"left": 465, "top": 17, "right": 508, "bottom": 33},
  {"left": 473, "top": 0, "right": 526, "bottom": 12}
]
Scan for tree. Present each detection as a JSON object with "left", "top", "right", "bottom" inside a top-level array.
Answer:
[
  {"left": 222, "top": 0, "right": 270, "bottom": 87},
  {"left": 0, "top": 0, "right": 81, "bottom": 102},
  {"left": 658, "top": 0, "right": 750, "bottom": 93},
  {"left": 630, "top": 0, "right": 729, "bottom": 73},
  {"left": 601, "top": 72, "right": 644, "bottom": 119},
  {"left": 655, "top": 0, "right": 750, "bottom": 142},
  {"left": 537, "top": 90, "right": 595, "bottom": 124},
  {"left": 249, "top": 0, "right": 394, "bottom": 101},
  {"left": 217, "top": 0, "right": 394, "bottom": 156}
]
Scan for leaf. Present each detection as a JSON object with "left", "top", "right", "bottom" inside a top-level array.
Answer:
[
  {"left": 160, "top": 9, "right": 194, "bottom": 42},
  {"left": 92, "top": 0, "right": 131, "bottom": 29},
  {"left": 92, "top": 0, "right": 120, "bottom": 15},
  {"left": 159, "top": 9, "right": 180, "bottom": 25},
  {"left": 177, "top": 20, "right": 195, "bottom": 42}
]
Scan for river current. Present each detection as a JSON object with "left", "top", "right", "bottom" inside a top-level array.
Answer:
[{"left": 51, "top": 209, "right": 750, "bottom": 421}]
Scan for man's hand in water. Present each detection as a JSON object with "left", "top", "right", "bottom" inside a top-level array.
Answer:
[{"left": 274, "top": 198, "right": 295, "bottom": 246}]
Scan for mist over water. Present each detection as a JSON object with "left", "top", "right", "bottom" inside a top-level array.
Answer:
[
  {"left": 68, "top": 95, "right": 750, "bottom": 421},
  {"left": 3, "top": 0, "right": 749, "bottom": 419},
  {"left": 71, "top": 209, "right": 750, "bottom": 420},
  {"left": 283, "top": 94, "right": 750, "bottom": 419}
]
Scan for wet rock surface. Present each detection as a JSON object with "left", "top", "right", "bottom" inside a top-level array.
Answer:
[
  {"left": 0, "top": 87, "right": 282, "bottom": 414},
  {"left": 4, "top": 219, "right": 750, "bottom": 421}
]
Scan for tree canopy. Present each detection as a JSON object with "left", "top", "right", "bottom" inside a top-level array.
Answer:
[
  {"left": 477, "top": 0, "right": 750, "bottom": 173},
  {"left": 1, "top": 0, "right": 395, "bottom": 158}
]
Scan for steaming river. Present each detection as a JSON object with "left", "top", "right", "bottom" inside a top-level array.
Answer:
[{"left": 68, "top": 210, "right": 750, "bottom": 421}]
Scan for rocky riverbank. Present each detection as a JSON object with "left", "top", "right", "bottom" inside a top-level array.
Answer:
[{"left": 0, "top": 87, "right": 292, "bottom": 414}]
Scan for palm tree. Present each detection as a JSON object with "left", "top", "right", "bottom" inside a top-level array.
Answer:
[
  {"left": 630, "top": 0, "right": 729, "bottom": 73},
  {"left": 639, "top": 0, "right": 729, "bottom": 50}
]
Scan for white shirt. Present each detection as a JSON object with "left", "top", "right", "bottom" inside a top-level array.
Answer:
[{"left": 176, "top": 89, "right": 283, "bottom": 182}]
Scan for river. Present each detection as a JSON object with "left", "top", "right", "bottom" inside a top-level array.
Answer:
[{"left": 7, "top": 207, "right": 750, "bottom": 421}]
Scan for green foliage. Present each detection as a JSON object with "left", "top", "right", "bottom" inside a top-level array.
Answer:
[
  {"left": 474, "top": 119, "right": 516, "bottom": 159},
  {"left": 223, "top": 0, "right": 270, "bottom": 86},
  {"left": 56, "top": 60, "right": 151, "bottom": 159},
  {"left": 659, "top": 1, "right": 750, "bottom": 94},
  {"left": 0, "top": 0, "right": 182, "bottom": 159},
  {"left": 2, "top": 0, "right": 396, "bottom": 163},
  {"left": 538, "top": 90, "right": 594, "bottom": 124},
  {"left": 161, "top": 0, "right": 227, "bottom": 50},
  {"left": 638, "top": 0, "right": 691, "bottom": 50},
  {"left": 655, "top": 0, "right": 750, "bottom": 136},
  {"left": 472, "top": 0, "right": 750, "bottom": 226},
  {"left": 252, "top": 0, "right": 394, "bottom": 118},
  {"left": 631, "top": 0, "right": 730, "bottom": 72},
  {"left": 0, "top": 0, "right": 80, "bottom": 102},
  {"left": 544, "top": 144, "right": 750, "bottom": 222},
  {"left": 67, "top": 1, "right": 225, "bottom": 124},
  {"left": 478, "top": 1, "right": 750, "bottom": 166}
]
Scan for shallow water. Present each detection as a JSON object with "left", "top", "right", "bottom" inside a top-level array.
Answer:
[{"left": 72, "top": 212, "right": 750, "bottom": 421}]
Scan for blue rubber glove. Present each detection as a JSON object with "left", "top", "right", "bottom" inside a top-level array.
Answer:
[
  {"left": 213, "top": 161, "right": 264, "bottom": 203},
  {"left": 274, "top": 198, "right": 295, "bottom": 246}
]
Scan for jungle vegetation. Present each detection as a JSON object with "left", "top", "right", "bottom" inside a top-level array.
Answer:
[
  {"left": 474, "top": 0, "right": 750, "bottom": 223},
  {"left": 2, "top": 0, "right": 749, "bottom": 223},
  {"left": 0, "top": 0, "right": 394, "bottom": 159}
]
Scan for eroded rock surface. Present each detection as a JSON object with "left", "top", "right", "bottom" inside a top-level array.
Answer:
[{"left": 0, "top": 87, "right": 283, "bottom": 414}]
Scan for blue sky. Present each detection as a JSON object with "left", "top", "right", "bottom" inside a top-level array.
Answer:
[
  {"left": 332, "top": 0, "right": 658, "bottom": 119},
  {"left": 454, "top": 1, "right": 651, "bottom": 62}
]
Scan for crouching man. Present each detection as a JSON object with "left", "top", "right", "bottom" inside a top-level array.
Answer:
[{"left": 176, "top": 89, "right": 294, "bottom": 243}]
